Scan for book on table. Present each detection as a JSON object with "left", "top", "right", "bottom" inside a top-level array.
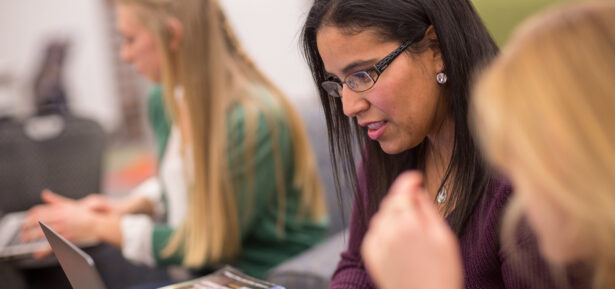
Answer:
[{"left": 158, "top": 266, "right": 285, "bottom": 289}]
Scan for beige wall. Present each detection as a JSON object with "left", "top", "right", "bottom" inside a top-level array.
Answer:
[
  {"left": 0, "top": 0, "right": 121, "bottom": 131},
  {"left": 0, "top": 0, "right": 320, "bottom": 133},
  {"left": 220, "top": 0, "right": 318, "bottom": 102}
]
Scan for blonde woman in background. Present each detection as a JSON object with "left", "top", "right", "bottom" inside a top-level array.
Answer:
[
  {"left": 22, "top": 0, "right": 328, "bottom": 279},
  {"left": 361, "top": 1, "right": 615, "bottom": 289}
]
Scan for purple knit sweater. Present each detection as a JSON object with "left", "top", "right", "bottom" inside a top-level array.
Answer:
[{"left": 329, "top": 174, "right": 566, "bottom": 289}]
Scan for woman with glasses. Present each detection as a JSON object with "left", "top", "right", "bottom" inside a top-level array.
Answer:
[
  {"left": 302, "top": 0, "right": 560, "bottom": 288},
  {"left": 363, "top": 2, "right": 614, "bottom": 289}
]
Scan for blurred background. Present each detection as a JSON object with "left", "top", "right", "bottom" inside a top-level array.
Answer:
[
  {"left": 0, "top": 0, "right": 334, "bottom": 198},
  {"left": 0, "top": 0, "right": 580, "bottom": 288}
]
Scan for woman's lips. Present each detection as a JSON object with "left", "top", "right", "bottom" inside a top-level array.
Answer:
[{"left": 366, "top": 121, "right": 388, "bottom": 140}]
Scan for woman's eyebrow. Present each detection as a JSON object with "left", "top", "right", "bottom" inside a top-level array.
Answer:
[{"left": 341, "top": 58, "right": 378, "bottom": 75}]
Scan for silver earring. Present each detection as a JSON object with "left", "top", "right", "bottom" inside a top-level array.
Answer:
[{"left": 436, "top": 72, "right": 447, "bottom": 84}]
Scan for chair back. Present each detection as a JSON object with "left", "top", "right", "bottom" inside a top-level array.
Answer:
[{"left": 0, "top": 115, "right": 106, "bottom": 213}]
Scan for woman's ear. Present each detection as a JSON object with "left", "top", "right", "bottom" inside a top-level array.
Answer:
[
  {"left": 423, "top": 25, "right": 444, "bottom": 72},
  {"left": 167, "top": 18, "right": 183, "bottom": 52}
]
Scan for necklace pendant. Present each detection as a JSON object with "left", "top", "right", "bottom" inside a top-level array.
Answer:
[{"left": 436, "top": 188, "right": 448, "bottom": 204}]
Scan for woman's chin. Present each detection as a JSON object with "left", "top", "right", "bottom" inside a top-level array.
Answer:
[
  {"left": 377, "top": 137, "right": 421, "bottom": 155},
  {"left": 378, "top": 141, "right": 405, "bottom": 155}
]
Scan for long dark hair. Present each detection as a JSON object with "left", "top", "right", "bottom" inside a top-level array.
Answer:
[{"left": 302, "top": 0, "right": 499, "bottom": 234}]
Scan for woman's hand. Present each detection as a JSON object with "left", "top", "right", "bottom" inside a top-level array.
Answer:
[
  {"left": 78, "top": 193, "right": 116, "bottom": 213},
  {"left": 361, "top": 171, "right": 463, "bottom": 289},
  {"left": 81, "top": 192, "right": 153, "bottom": 216},
  {"left": 21, "top": 190, "right": 101, "bottom": 242},
  {"left": 20, "top": 190, "right": 122, "bottom": 257}
]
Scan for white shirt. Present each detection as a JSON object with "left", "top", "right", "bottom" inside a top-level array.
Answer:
[{"left": 120, "top": 126, "right": 188, "bottom": 266}]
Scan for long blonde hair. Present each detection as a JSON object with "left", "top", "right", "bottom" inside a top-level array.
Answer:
[
  {"left": 117, "top": 0, "right": 326, "bottom": 268},
  {"left": 471, "top": 2, "right": 615, "bottom": 288}
]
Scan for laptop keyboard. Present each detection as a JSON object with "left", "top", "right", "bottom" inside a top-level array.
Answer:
[{"left": 0, "top": 211, "right": 47, "bottom": 258}]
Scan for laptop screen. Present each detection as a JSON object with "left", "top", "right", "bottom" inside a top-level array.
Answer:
[{"left": 39, "top": 221, "right": 107, "bottom": 289}]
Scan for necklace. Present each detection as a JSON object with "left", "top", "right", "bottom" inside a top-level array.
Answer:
[{"left": 430, "top": 146, "right": 448, "bottom": 204}]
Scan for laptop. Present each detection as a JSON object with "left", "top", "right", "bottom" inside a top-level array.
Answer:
[
  {"left": 39, "top": 221, "right": 107, "bottom": 289},
  {"left": 0, "top": 211, "right": 48, "bottom": 259}
]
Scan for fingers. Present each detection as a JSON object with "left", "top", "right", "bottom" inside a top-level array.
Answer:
[
  {"left": 80, "top": 194, "right": 110, "bottom": 212},
  {"left": 362, "top": 172, "right": 430, "bottom": 289},
  {"left": 393, "top": 173, "right": 458, "bottom": 246},
  {"left": 22, "top": 206, "right": 45, "bottom": 231},
  {"left": 20, "top": 225, "right": 45, "bottom": 242},
  {"left": 32, "top": 244, "right": 53, "bottom": 259},
  {"left": 379, "top": 171, "right": 427, "bottom": 218},
  {"left": 41, "top": 189, "right": 72, "bottom": 205},
  {"left": 21, "top": 204, "right": 63, "bottom": 241},
  {"left": 375, "top": 171, "right": 448, "bottom": 236},
  {"left": 368, "top": 172, "right": 428, "bottom": 241},
  {"left": 412, "top": 185, "right": 443, "bottom": 226},
  {"left": 388, "top": 171, "right": 425, "bottom": 197}
]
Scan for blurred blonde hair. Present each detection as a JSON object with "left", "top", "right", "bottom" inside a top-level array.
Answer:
[
  {"left": 117, "top": 0, "right": 326, "bottom": 268},
  {"left": 471, "top": 1, "right": 615, "bottom": 288}
]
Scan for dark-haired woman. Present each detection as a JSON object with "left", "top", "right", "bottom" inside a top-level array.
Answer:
[{"left": 302, "top": 0, "right": 561, "bottom": 288}]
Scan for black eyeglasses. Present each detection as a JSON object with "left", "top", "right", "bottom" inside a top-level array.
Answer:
[{"left": 321, "top": 40, "right": 413, "bottom": 98}]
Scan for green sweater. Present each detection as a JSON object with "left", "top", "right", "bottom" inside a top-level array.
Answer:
[
  {"left": 147, "top": 86, "right": 328, "bottom": 278},
  {"left": 147, "top": 85, "right": 171, "bottom": 160}
]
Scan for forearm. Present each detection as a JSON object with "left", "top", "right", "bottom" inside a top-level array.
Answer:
[
  {"left": 113, "top": 195, "right": 154, "bottom": 216},
  {"left": 152, "top": 225, "right": 185, "bottom": 266},
  {"left": 330, "top": 260, "right": 375, "bottom": 289},
  {"left": 93, "top": 213, "right": 123, "bottom": 248}
]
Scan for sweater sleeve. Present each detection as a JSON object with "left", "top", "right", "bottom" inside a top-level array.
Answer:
[
  {"left": 499, "top": 218, "right": 567, "bottom": 288},
  {"left": 478, "top": 177, "right": 565, "bottom": 289},
  {"left": 128, "top": 177, "right": 165, "bottom": 221},
  {"left": 151, "top": 224, "right": 182, "bottom": 266},
  {"left": 147, "top": 85, "right": 171, "bottom": 160},
  {"left": 120, "top": 214, "right": 157, "bottom": 267},
  {"left": 329, "top": 163, "right": 376, "bottom": 289},
  {"left": 226, "top": 106, "right": 285, "bottom": 238}
]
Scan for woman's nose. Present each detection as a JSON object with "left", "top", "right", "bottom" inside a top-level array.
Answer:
[{"left": 341, "top": 88, "right": 369, "bottom": 118}]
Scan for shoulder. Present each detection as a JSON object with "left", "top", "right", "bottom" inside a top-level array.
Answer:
[
  {"left": 458, "top": 174, "right": 513, "bottom": 242},
  {"left": 226, "top": 85, "right": 292, "bottom": 152},
  {"left": 146, "top": 85, "right": 167, "bottom": 121},
  {"left": 482, "top": 174, "right": 514, "bottom": 218},
  {"left": 147, "top": 85, "right": 164, "bottom": 106},
  {"left": 227, "top": 84, "right": 284, "bottom": 128}
]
